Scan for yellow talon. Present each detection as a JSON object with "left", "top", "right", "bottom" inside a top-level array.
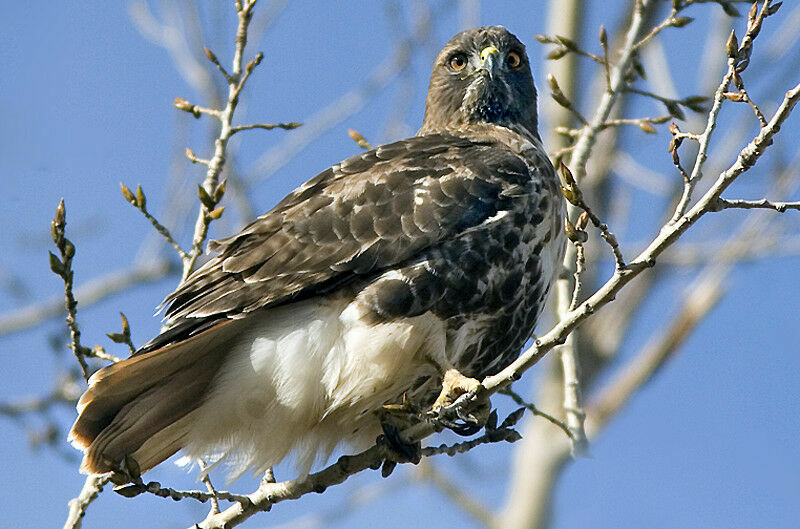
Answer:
[{"left": 432, "top": 369, "right": 482, "bottom": 411}]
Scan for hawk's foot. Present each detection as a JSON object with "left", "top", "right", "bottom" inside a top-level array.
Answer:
[
  {"left": 432, "top": 369, "right": 481, "bottom": 410},
  {"left": 377, "top": 423, "right": 421, "bottom": 478},
  {"left": 430, "top": 369, "right": 490, "bottom": 436}
]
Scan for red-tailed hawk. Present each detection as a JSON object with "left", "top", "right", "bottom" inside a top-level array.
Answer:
[{"left": 69, "top": 26, "right": 565, "bottom": 481}]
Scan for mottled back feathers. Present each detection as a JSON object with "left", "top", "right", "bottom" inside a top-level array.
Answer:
[{"left": 163, "top": 134, "right": 535, "bottom": 326}]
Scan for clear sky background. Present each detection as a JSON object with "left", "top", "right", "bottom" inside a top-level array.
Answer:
[{"left": 1, "top": 1, "right": 798, "bottom": 528}]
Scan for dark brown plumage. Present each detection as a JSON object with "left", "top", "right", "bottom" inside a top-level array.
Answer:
[{"left": 70, "top": 26, "right": 565, "bottom": 480}]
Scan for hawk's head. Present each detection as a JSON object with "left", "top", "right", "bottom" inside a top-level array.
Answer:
[{"left": 420, "top": 26, "right": 538, "bottom": 138}]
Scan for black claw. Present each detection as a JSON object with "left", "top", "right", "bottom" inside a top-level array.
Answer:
[
  {"left": 429, "top": 387, "right": 491, "bottom": 437},
  {"left": 381, "top": 460, "right": 397, "bottom": 478},
  {"left": 429, "top": 408, "right": 484, "bottom": 436},
  {"left": 378, "top": 423, "right": 422, "bottom": 467}
]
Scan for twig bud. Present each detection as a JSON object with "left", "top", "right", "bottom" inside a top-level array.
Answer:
[
  {"left": 49, "top": 252, "right": 65, "bottom": 276},
  {"left": 174, "top": 97, "right": 201, "bottom": 118},
  {"left": 561, "top": 185, "right": 576, "bottom": 204},
  {"left": 246, "top": 52, "right": 264, "bottom": 73},
  {"left": 213, "top": 179, "right": 227, "bottom": 202},
  {"left": 638, "top": 121, "right": 656, "bottom": 134},
  {"left": 558, "top": 163, "right": 583, "bottom": 205},
  {"left": 547, "top": 47, "right": 569, "bottom": 61},
  {"left": 747, "top": 2, "right": 759, "bottom": 28},
  {"left": 135, "top": 185, "right": 146, "bottom": 210},
  {"left": 668, "top": 123, "right": 683, "bottom": 153},
  {"left": 174, "top": 97, "right": 191, "bottom": 111},
  {"left": 558, "top": 162, "right": 576, "bottom": 187},
  {"left": 576, "top": 211, "right": 589, "bottom": 230},
  {"left": 548, "top": 74, "right": 572, "bottom": 109},
  {"left": 113, "top": 484, "right": 143, "bottom": 499},
  {"left": 207, "top": 206, "right": 225, "bottom": 220},
  {"left": 55, "top": 199, "right": 66, "bottom": 226},
  {"left": 124, "top": 455, "right": 141, "bottom": 479},
  {"left": 120, "top": 183, "right": 136, "bottom": 205},
  {"left": 682, "top": 95, "right": 710, "bottom": 113},
  {"left": 670, "top": 17, "right": 694, "bottom": 28},
  {"left": 197, "top": 185, "right": 216, "bottom": 209},
  {"left": 726, "top": 30, "right": 739, "bottom": 59},
  {"left": 564, "top": 217, "right": 588, "bottom": 243},
  {"left": 500, "top": 407, "right": 526, "bottom": 429},
  {"left": 599, "top": 25, "right": 607, "bottom": 48},
  {"left": 204, "top": 47, "right": 220, "bottom": 65},
  {"left": 665, "top": 100, "right": 685, "bottom": 121},
  {"left": 106, "top": 332, "right": 127, "bottom": 344},
  {"left": 120, "top": 312, "right": 130, "bottom": 336},
  {"left": 63, "top": 239, "right": 75, "bottom": 260},
  {"left": 564, "top": 217, "right": 576, "bottom": 238},
  {"left": 555, "top": 35, "right": 579, "bottom": 51}
]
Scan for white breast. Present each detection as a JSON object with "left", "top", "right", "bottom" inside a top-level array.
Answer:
[{"left": 180, "top": 294, "right": 445, "bottom": 479}]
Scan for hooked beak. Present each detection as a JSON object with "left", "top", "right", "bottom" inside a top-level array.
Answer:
[{"left": 479, "top": 46, "right": 500, "bottom": 79}]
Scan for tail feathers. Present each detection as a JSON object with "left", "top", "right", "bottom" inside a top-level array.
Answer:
[{"left": 69, "top": 320, "right": 234, "bottom": 475}]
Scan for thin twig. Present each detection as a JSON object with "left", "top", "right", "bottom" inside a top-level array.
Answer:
[
  {"left": 199, "top": 460, "right": 221, "bottom": 515},
  {"left": 180, "top": 0, "right": 299, "bottom": 280},
  {"left": 230, "top": 122, "right": 302, "bottom": 134},
  {"left": 499, "top": 388, "right": 574, "bottom": 440},
  {"left": 49, "top": 200, "right": 91, "bottom": 380},
  {"left": 63, "top": 475, "right": 111, "bottom": 529},
  {"left": 116, "top": 479, "right": 251, "bottom": 505},
  {"left": 89, "top": 346, "right": 123, "bottom": 364},
  {"left": 569, "top": 241, "right": 587, "bottom": 311},
  {"left": 669, "top": 122, "right": 692, "bottom": 186},
  {"left": 174, "top": 97, "right": 223, "bottom": 119},
  {"left": 246, "top": 2, "right": 445, "bottom": 185},
  {"left": 560, "top": 163, "right": 627, "bottom": 270},
  {"left": 671, "top": 1, "right": 778, "bottom": 222},
  {"left": 568, "top": 0, "right": 656, "bottom": 181},
  {"left": 548, "top": 74, "right": 589, "bottom": 126},
  {"left": 633, "top": 10, "right": 686, "bottom": 52},
  {"left": 554, "top": 263, "right": 589, "bottom": 455},
  {"left": 728, "top": 72, "right": 769, "bottom": 126},
  {"left": 120, "top": 183, "right": 189, "bottom": 261},
  {"left": 670, "top": 66, "right": 736, "bottom": 221},
  {"left": 711, "top": 197, "right": 800, "bottom": 212}
]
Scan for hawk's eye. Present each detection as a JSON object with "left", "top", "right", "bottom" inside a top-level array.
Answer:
[
  {"left": 448, "top": 54, "right": 468, "bottom": 72},
  {"left": 507, "top": 51, "right": 522, "bottom": 69}
]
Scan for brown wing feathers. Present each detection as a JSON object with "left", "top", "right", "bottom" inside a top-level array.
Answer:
[{"left": 164, "top": 135, "right": 509, "bottom": 323}]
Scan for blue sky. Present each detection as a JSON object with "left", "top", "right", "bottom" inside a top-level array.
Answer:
[{"left": 1, "top": 1, "right": 799, "bottom": 528}]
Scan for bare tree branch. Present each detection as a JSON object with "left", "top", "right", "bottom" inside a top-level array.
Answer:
[
  {"left": 711, "top": 197, "right": 800, "bottom": 212},
  {"left": 182, "top": 0, "right": 261, "bottom": 278},
  {"left": 63, "top": 475, "right": 111, "bottom": 529}
]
